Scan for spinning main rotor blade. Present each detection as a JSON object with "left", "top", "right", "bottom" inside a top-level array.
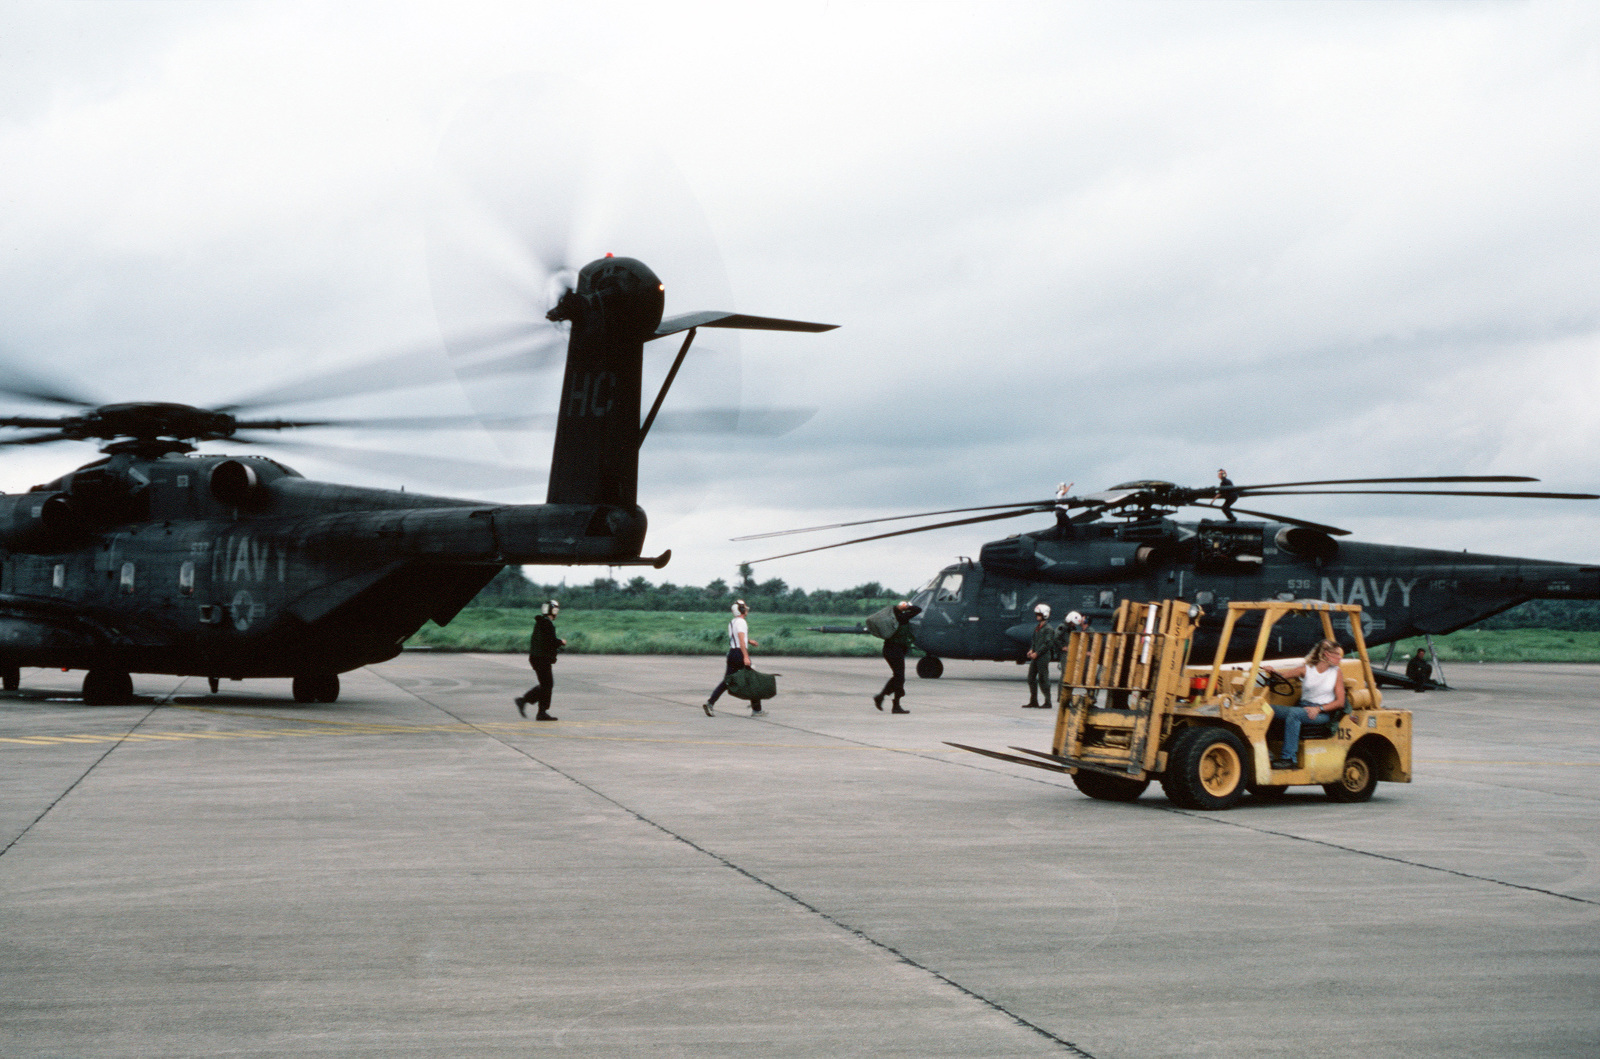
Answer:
[
  {"left": 232, "top": 435, "right": 545, "bottom": 491},
  {"left": 745, "top": 506, "right": 1053, "bottom": 564},
  {"left": 0, "top": 352, "right": 100, "bottom": 409},
  {"left": 238, "top": 407, "right": 815, "bottom": 438},
  {"left": 0, "top": 431, "right": 79, "bottom": 448},
  {"left": 0, "top": 417, "right": 77, "bottom": 429},
  {"left": 733, "top": 500, "right": 1061, "bottom": 542},
  {"left": 1241, "top": 489, "right": 1599, "bottom": 501},
  {"left": 217, "top": 322, "right": 542, "bottom": 414},
  {"left": 1231, "top": 475, "right": 1537, "bottom": 492}
]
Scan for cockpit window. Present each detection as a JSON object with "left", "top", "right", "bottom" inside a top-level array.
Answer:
[{"left": 935, "top": 573, "right": 964, "bottom": 603}]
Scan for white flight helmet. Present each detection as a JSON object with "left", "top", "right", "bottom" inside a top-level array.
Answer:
[
  {"left": 540, "top": 599, "right": 560, "bottom": 616},
  {"left": 1065, "top": 610, "right": 1083, "bottom": 625},
  {"left": 1034, "top": 603, "right": 1051, "bottom": 619},
  {"left": 731, "top": 600, "right": 749, "bottom": 615}
]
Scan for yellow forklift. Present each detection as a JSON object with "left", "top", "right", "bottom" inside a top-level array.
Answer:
[{"left": 949, "top": 599, "right": 1412, "bottom": 810}]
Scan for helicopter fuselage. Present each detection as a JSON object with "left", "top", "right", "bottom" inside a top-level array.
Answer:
[
  {"left": 0, "top": 451, "right": 650, "bottom": 679},
  {"left": 906, "top": 516, "right": 1600, "bottom": 664}
]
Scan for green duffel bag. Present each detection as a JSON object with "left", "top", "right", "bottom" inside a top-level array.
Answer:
[
  {"left": 725, "top": 666, "right": 778, "bottom": 701},
  {"left": 863, "top": 605, "right": 898, "bottom": 640}
]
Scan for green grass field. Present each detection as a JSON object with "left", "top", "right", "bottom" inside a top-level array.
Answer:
[
  {"left": 407, "top": 608, "right": 898, "bottom": 657},
  {"left": 1381, "top": 629, "right": 1600, "bottom": 664},
  {"left": 409, "top": 608, "right": 1600, "bottom": 663}
]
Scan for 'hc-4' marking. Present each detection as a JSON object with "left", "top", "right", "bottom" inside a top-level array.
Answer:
[{"left": 565, "top": 372, "right": 616, "bottom": 418}]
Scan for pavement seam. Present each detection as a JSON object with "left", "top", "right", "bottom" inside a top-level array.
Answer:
[
  {"left": 754, "top": 717, "right": 1600, "bottom": 907},
  {"left": 369, "top": 668, "right": 1097, "bottom": 1058},
  {"left": 1157, "top": 807, "right": 1600, "bottom": 906},
  {"left": 0, "top": 702, "right": 162, "bottom": 860}
]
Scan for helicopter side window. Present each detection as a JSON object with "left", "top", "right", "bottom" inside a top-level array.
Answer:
[
  {"left": 179, "top": 561, "right": 195, "bottom": 596},
  {"left": 936, "top": 573, "right": 964, "bottom": 603},
  {"left": 120, "top": 562, "right": 135, "bottom": 594},
  {"left": 52, "top": 564, "right": 65, "bottom": 590}
]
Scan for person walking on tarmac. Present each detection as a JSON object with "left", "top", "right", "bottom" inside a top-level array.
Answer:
[
  {"left": 515, "top": 599, "right": 566, "bottom": 721},
  {"left": 873, "top": 601, "right": 921, "bottom": 714},
  {"left": 1024, "top": 603, "right": 1059, "bottom": 708},
  {"left": 703, "top": 600, "right": 763, "bottom": 717}
]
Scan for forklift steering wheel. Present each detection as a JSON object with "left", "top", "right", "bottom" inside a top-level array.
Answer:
[{"left": 1255, "top": 669, "right": 1295, "bottom": 696}]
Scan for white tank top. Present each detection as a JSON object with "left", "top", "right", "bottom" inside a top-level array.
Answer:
[{"left": 1300, "top": 663, "right": 1340, "bottom": 706}]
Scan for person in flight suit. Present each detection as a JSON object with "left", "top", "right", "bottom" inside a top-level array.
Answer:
[
  {"left": 515, "top": 599, "right": 566, "bottom": 721},
  {"left": 1405, "top": 648, "right": 1433, "bottom": 692},
  {"left": 1024, "top": 603, "right": 1059, "bottom": 708},
  {"left": 873, "top": 601, "right": 921, "bottom": 714},
  {"left": 1214, "top": 469, "right": 1239, "bottom": 522}
]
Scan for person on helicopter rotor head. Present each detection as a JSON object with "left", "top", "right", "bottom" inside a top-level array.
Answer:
[
  {"left": 704, "top": 600, "right": 762, "bottom": 717},
  {"left": 873, "top": 601, "right": 921, "bottom": 714},
  {"left": 1213, "top": 469, "right": 1239, "bottom": 523},
  {"left": 1024, "top": 603, "right": 1060, "bottom": 708},
  {"left": 515, "top": 600, "right": 566, "bottom": 721}
]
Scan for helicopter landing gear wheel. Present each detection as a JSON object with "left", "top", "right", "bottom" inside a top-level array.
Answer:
[
  {"left": 83, "top": 669, "right": 133, "bottom": 706},
  {"left": 292, "top": 674, "right": 340, "bottom": 704},
  {"left": 208, "top": 677, "right": 220, "bottom": 694},
  {"left": 1, "top": 665, "right": 19, "bottom": 692},
  {"left": 916, "top": 656, "right": 943, "bottom": 679}
]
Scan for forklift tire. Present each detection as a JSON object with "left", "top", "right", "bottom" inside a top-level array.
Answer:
[
  {"left": 1072, "top": 770, "right": 1150, "bottom": 802},
  {"left": 1323, "top": 744, "right": 1380, "bottom": 803},
  {"left": 916, "top": 656, "right": 943, "bottom": 679},
  {"left": 1160, "top": 727, "right": 1249, "bottom": 810}
]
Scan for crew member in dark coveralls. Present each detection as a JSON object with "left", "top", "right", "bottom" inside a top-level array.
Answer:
[
  {"left": 1405, "top": 648, "right": 1432, "bottom": 692},
  {"left": 873, "top": 602, "right": 920, "bottom": 714},
  {"left": 1024, "top": 603, "right": 1059, "bottom": 708},
  {"left": 1214, "top": 469, "right": 1239, "bottom": 522},
  {"left": 515, "top": 599, "right": 565, "bottom": 721}
]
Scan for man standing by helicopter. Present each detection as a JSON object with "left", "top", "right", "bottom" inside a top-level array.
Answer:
[
  {"left": 516, "top": 600, "right": 565, "bottom": 721},
  {"left": 1024, "top": 603, "right": 1059, "bottom": 708}
]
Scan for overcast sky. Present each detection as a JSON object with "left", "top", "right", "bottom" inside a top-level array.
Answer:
[{"left": 1, "top": 1, "right": 1596, "bottom": 593}]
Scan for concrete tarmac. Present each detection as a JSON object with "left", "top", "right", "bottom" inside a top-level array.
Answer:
[{"left": 1, "top": 654, "right": 1596, "bottom": 1058}]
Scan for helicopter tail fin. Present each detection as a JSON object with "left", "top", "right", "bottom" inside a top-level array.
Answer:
[{"left": 545, "top": 257, "right": 835, "bottom": 507}]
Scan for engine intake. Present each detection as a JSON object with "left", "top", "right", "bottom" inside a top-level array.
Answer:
[{"left": 210, "top": 460, "right": 266, "bottom": 508}]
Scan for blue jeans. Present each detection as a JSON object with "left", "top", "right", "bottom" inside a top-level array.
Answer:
[{"left": 1271, "top": 703, "right": 1322, "bottom": 763}]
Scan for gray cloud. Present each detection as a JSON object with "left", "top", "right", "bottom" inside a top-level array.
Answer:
[{"left": 0, "top": 0, "right": 1594, "bottom": 593}]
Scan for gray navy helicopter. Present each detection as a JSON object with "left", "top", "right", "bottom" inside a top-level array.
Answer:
[
  {"left": 0, "top": 255, "right": 833, "bottom": 704},
  {"left": 743, "top": 477, "right": 1599, "bottom": 680}
]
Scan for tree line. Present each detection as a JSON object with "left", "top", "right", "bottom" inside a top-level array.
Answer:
[
  {"left": 472, "top": 565, "right": 909, "bottom": 616},
  {"left": 471, "top": 567, "right": 1600, "bottom": 629}
]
